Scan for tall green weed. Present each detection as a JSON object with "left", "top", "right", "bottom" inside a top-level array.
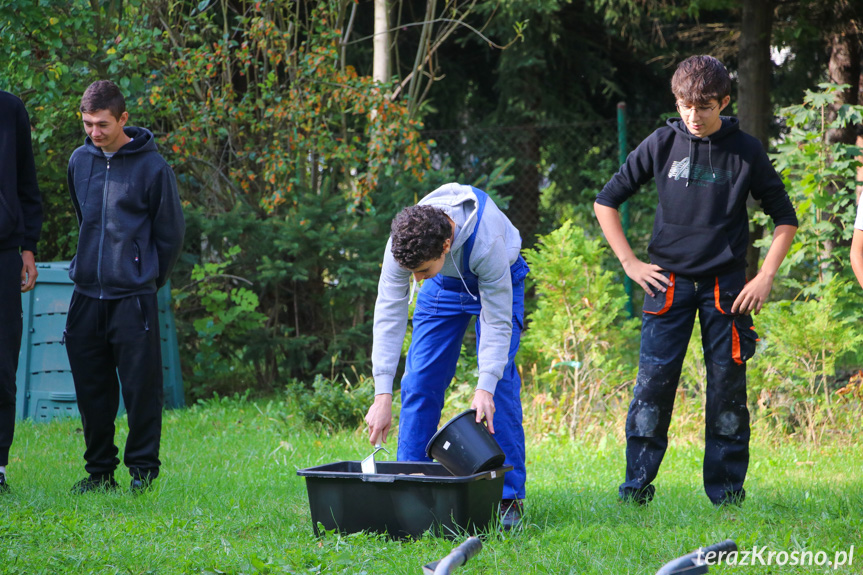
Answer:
[{"left": 744, "top": 83, "right": 863, "bottom": 442}]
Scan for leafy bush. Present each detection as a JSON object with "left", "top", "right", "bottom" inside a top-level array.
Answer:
[
  {"left": 285, "top": 373, "right": 375, "bottom": 431},
  {"left": 748, "top": 278, "right": 863, "bottom": 442},
  {"left": 172, "top": 245, "right": 269, "bottom": 399},
  {"left": 767, "top": 83, "right": 863, "bottom": 297},
  {"left": 742, "top": 83, "right": 863, "bottom": 441},
  {"left": 520, "top": 220, "right": 639, "bottom": 437}
]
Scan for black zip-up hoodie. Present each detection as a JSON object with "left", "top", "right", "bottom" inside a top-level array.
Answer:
[
  {"left": 68, "top": 126, "right": 185, "bottom": 298},
  {"left": 0, "top": 91, "right": 42, "bottom": 254},
  {"left": 596, "top": 117, "right": 798, "bottom": 277}
]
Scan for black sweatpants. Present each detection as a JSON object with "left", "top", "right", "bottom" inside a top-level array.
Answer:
[
  {"left": 0, "top": 249, "right": 23, "bottom": 467},
  {"left": 64, "top": 291, "right": 163, "bottom": 480}
]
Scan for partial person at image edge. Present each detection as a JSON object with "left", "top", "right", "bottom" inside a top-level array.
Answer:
[
  {"left": 0, "top": 91, "right": 44, "bottom": 494},
  {"left": 65, "top": 80, "right": 185, "bottom": 495},
  {"left": 594, "top": 55, "right": 798, "bottom": 506},
  {"left": 851, "top": 193, "right": 863, "bottom": 290}
]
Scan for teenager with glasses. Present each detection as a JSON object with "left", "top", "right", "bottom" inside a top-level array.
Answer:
[{"left": 594, "top": 55, "right": 798, "bottom": 506}]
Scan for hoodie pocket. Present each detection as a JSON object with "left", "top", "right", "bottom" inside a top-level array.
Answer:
[{"left": 648, "top": 223, "right": 734, "bottom": 273}]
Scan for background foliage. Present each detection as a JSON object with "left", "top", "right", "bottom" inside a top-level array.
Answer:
[
  {"left": 1, "top": 0, "right": 862, "bottom": 441},
  {"left": 521, "top": 221, "right": 639, "bottom": 438}
]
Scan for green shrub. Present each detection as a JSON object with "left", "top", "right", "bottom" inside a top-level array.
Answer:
[
  {"left": 172, "top": 245, "right": 269, "bottom": 399},
  {"left": 767, "top": 83, "right": 863, "bottom": 298},
  {"left": 747, "top": 278, "right": 863, "bottom": 442},
  {"left": 286, "top": 373, "right": 375, "bottom": 431},
  {"left": 520, "top": 220, "right": 639, "bottom": 437}
]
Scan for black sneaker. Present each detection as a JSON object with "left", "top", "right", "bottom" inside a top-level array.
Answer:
[
  {"left": 0, "top": 472, "right": 9, "bottom": 494},
  {"left": 130, "top": 477, "right": 153, "bottom": 494},
  {"left": 500, "top": 499, "right": 524, "bottom": 530},
  {"left": 71, "top": 475, "right": 118, "bottom": 494}
]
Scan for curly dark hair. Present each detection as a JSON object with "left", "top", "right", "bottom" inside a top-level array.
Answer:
[
  {"left": 390, "top": 205, "right": 452, "bottom": 269},
  {"left": 671, "top": 55, "right": 731, "bottom": 105}
]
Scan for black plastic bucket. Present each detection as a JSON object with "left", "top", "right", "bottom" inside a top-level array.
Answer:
[{"left": 426, "top": 409, "right": 506, "bottom": 476}]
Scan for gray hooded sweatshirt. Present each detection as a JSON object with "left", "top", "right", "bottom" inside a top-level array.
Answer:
[{"left": 372, "top": 183, "right": 522, "bottom": 396}]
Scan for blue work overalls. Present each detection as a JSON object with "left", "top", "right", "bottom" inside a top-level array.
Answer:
[
  {"left": 397, "top": 189, "right": 529, "bottom": 500},
  {"left": 620, "top": 268, "right": 756, "bottom": 504}
]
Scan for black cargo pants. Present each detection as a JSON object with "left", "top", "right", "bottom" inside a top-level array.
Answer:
[{"left": 619, "top": 268, "right": 756, "bottom": 505}]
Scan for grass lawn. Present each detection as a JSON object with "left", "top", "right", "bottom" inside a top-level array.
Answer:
[{"left": 2, "top": 395, "right": 861, "bottom": 574}]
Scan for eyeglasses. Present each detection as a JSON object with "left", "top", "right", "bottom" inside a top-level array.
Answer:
[{"left": 676, "top": 103, "right": 718, "bottom": 115}]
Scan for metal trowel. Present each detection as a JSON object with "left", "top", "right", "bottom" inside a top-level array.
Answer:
[{"left": 360, "top": 443, "right": 390, "bottom": 474}]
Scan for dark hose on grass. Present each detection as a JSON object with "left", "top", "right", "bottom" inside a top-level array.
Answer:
[{"left": 422, "top": 537, "right": 483, "bottom": 575}]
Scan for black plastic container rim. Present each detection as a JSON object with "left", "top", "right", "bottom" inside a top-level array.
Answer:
[{"left": 296, "top": 460, "right": 513, "bottom": 483}]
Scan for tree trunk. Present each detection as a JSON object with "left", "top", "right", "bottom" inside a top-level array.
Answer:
[
  {"left": 738, "top": 0, "right": 773, "bottom": 146},
  {"left": 738, "top": 0, "right": 774, "bottom": 280},
  {"left": 373, "top": 0, "right": 389, "bottom": 84},
  {"left": 504, "top": 126, "right": 541, "bottom": 247},
  {"left": 826, "top": 19, "right": 860, "bottom": 143}
]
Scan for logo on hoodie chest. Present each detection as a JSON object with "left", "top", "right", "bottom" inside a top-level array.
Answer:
[{"left": 668, "top": 157, "right": 733, "bottom": 187}]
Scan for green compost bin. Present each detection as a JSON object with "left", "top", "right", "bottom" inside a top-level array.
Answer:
[{"left": 15, "top": 261, "right": 184, "bottom": 421}]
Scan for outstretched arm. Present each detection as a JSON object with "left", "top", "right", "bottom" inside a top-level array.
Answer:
[
  {"left": 367, "top": 242, "right": 411, "bottom": 445},
  {"left": 593, "top": 202, "right": 670, "bottom": 297},
  {"left": 731, "top": 224, "right": 797, "bottom": 314}
]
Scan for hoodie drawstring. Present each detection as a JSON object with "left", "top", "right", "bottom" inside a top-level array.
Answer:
[
  {"left": 687, "top": 139, "right": 716, "bottom": 185},
  {"left": 406, "top": 251, "right": 478, "bottom": 304},
  {"left": 450, "top": 250, "right": 478, "bottom": 301},
  {"left": 686, "top": 139, "right": 692, "bottom": 187},
  {"left": 408, "top": 275, "right": 418, "bottom": 304},
  {"left": 708, "top": 140, "right": 715, "bottom": 179}
]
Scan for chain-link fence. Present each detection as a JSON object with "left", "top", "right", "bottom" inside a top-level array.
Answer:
[{"left": 424, "top": 117, "right": 661, "bottom": 245}]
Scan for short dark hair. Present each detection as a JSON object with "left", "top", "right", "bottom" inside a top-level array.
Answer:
[
  {"left": 390, "top": 205, "right": 452, "bottom": 269},
  {"left": 80, "top": 80, "right": 126, "bottom": 120},
  {"left": 671, "top": 55, "right": 732, "bottom": 105}
]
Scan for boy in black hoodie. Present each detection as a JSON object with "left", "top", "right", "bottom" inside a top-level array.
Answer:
[
  {"left": 0, "top": 91, "right": 43, "bottom": 493},
  {"left": 594, "top": 55, "right": 798, "bottom": 506},
  {"left": 65, "top": 81, "right": 185, "bottom": 494}
]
